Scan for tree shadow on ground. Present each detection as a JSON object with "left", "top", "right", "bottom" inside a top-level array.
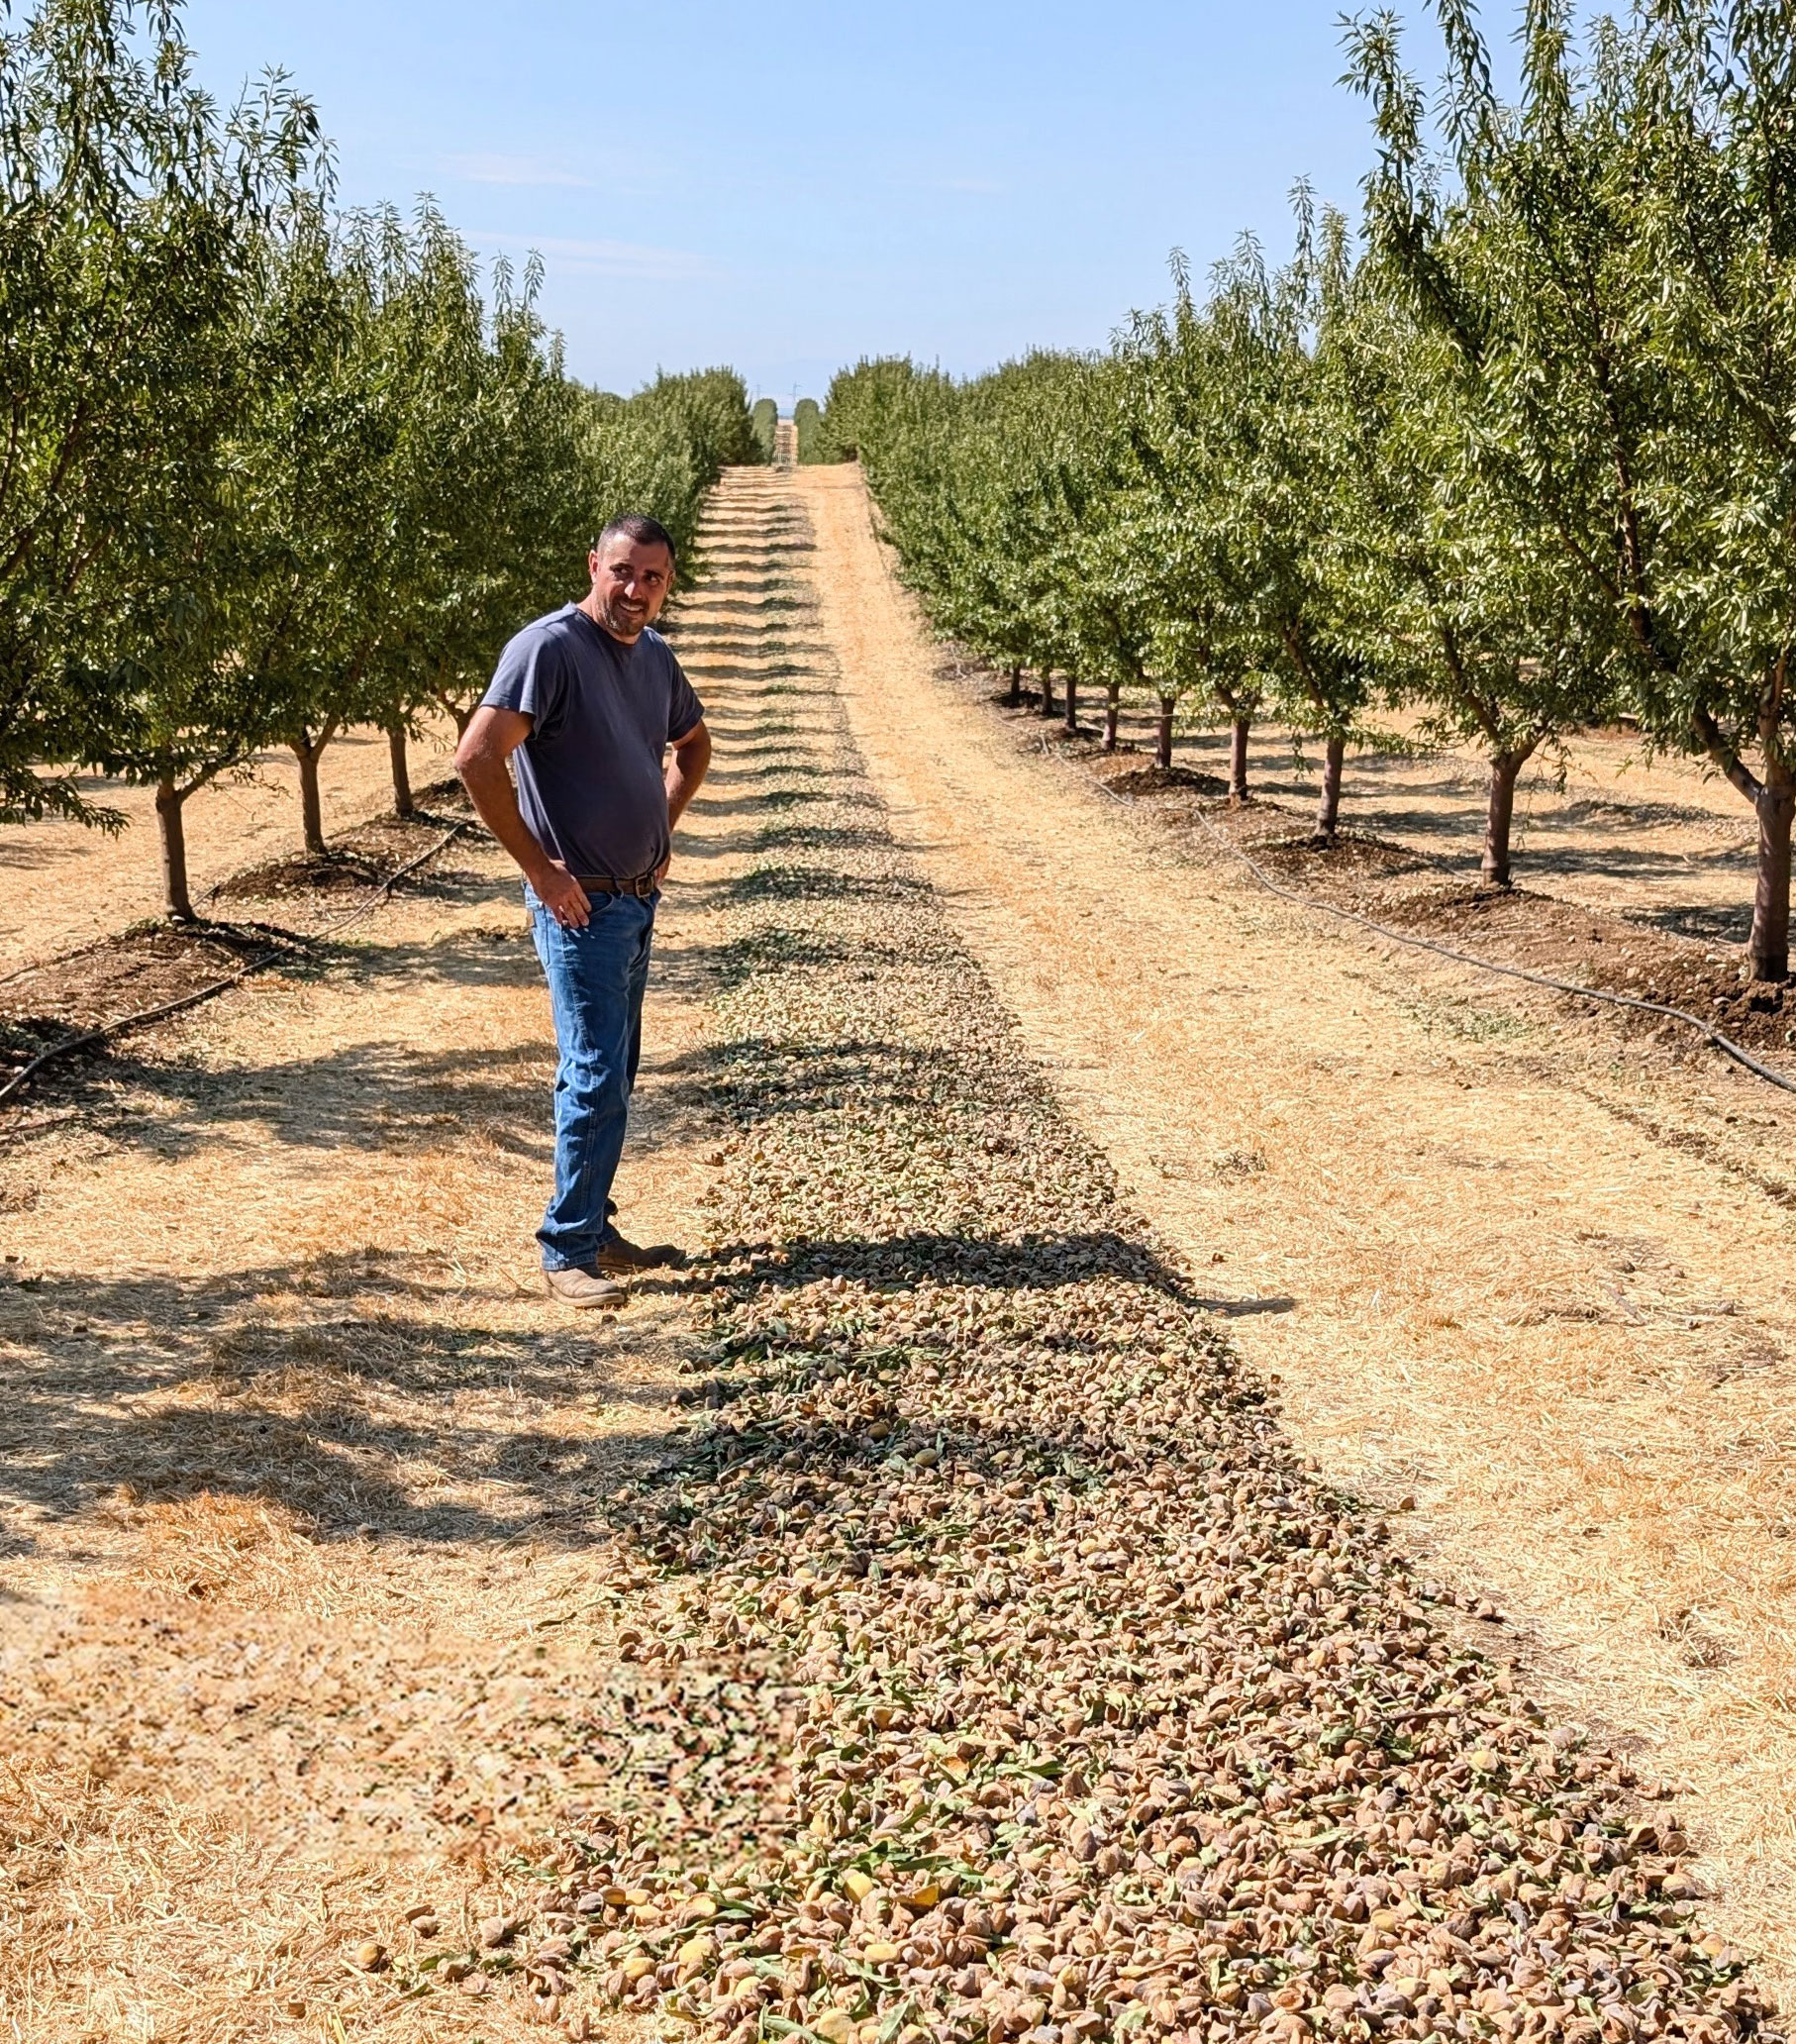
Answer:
[
  {"left": 1551, "top": 794, "right": 1753, "bottom": 835},
  {"left": 0, "top": 1252, "right": 667, "bottom": 1550},
  {"left": 659, "top": 821, "right": 890, "bottom": 869},
  {"left": 662, "top": 1229, "right": 1207, "bottom": 1298},
  {"left": 676, "top": 594, "right": 815, "bottom": 620},
  {"left": 649, "top": 930, "right": 925, "bottom": 1003},
  {"left": 719, "top": 863, "right": 935, "bottom": 907},
  {"left": 1633, "top": 902, "right": 1756, "bottom": 944},
  {"left": 691, "top": 786, "right": 830, "bottom": 820},
  {"left": 679, "top": 661, "right": 828, "bottom": 684},
  {"left": 1510, "top": 838, "right": 1754, "bottom": 882},
  {"left": 60, "top": 1038, "right": 552, "bottom": 1163},
  {"left": 655, "top": 1034, "right": 978, "bottom": 1118},
  {"left": 629, "top": 1219, "right": 1294, "bottom": 1319}
]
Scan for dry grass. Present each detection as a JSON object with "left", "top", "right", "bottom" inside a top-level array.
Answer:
[
  {"left": 11, "top": 463, "right": 1796, "bottom": 2033},
  {"left": 796, "top": 459, "right": 1796, "bottom": 1995},
  {"left": 0, "top": 571, "right": 765, "bottom": 2038}
]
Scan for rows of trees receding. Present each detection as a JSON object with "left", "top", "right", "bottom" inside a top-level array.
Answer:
[
  {"left": 820, "top": 0, "right": 1796, "bottom": 985},
  {"left": 2, "top": 0, "right": 763, "bottom": 917}
]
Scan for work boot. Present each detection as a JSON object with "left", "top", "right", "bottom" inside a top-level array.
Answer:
[
  {"left": 595, "top": 1231, "right": 686, "bottom": 1275},
  {"left": 545, "top": 1264, "right": 629, "bottom": 1310}
]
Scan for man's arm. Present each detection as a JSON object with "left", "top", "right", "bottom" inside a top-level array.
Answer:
[
  {"left": 454, "top": 705, "right": 593, "bottom": 928},
  {"left": 667, "top": 719, "right": 711, "bottom": 829},
  {"left": 655, "top": 719, "right": 712, "bottom": 881}
]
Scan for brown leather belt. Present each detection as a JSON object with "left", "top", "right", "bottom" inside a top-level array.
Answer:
[{"left": 577, "top": 872, "right": 658, "bottom": 899}]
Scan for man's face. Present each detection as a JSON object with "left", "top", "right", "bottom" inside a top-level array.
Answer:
[{"left": 589, "top": 537, "right": 674, "bottom": 640}]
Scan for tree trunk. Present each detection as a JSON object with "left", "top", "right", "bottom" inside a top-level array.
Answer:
[
  {"left": 1063, "top": 674, "right": 1078, "bottom": 737},
  {"left": 1229, "top": 716, "right": 1252, "bottom": 804},
  {"left": 1156, "top": 694, "right": 1175, "bottom": 771},
  {"left": 1748, "top": 766, "right": 1795, "bottom": 981},
  {"left": 1482, "top": 751, "right": 1527, "bottom": 886},
  {"left": 156, "top": 773, "right": 194, "bottom": 923},
  {"left": 1039, "top": 671, "right": 1056, "bottom": 719},
  {"left": 1315, "top": 733, "right": 1346, "bottom": 840},
  {"left": 387, "top": 720, "right": 414, "bottom": 818},
  {"left": 293, "top": 737, "right": 327, "bottom": 858},
  {"left": 1104, "top": 681, "right": 1120, "bottom": 754},
  {"left": 1006, "top": 665, "right": 1022, "bottom": 708}
]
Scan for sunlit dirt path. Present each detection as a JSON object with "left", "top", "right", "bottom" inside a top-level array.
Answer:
[
  {"left": 6, "top": 458, "right": 1793, "bottom": 2035},
  {"left": 790, "top": 460, "right": 1796, "bottom": 1987}
]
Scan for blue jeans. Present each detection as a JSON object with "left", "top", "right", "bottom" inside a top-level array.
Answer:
[{"left": 525, "top": 884, "right": 657, "bottom": 1271}]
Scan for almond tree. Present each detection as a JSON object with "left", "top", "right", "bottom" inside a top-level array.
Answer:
[
  {"left": 1026, "top": 354, "right": 1162, "bottom": 750},
  {"left": 0, "top": 0, "right": 317, "bottom": 834},
  {"left": 1127, "top": 222, "right": 1372, "bottom": 833},
  {"left": 1124, "top": 287, "right": 1266, "bottom": 786},
  {"left": 1326, "top": 274, "right": 1613, "bottom": 885},
  {"left": 794, "top": 397, "right": 824, "bottom": 462},
  {"left": 343, "top": 204, "right": 490, "bottom": 807},
  {"left": 383, "top": 278, "right": 618, "bottom": 746},
  {"left": 241, "top": 201, "right": 399, "bottom": 857},
  {"left": 58, "top": 46, "right": 325, "bottom": 915},
  {"left": 750, "top": 397, "right": 777, "bottom": 462}
]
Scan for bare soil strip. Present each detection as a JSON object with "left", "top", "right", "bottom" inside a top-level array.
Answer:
[
  {"left": 0, "top": 802, "right": 478, "bottom": 1106},
  {"left": 480, "top": 474, "right": 1774, "bottom": 2044},
  {"left": 788, "top": 463, "right": 1796, "bottom": 1989},
  {"left": 1051, "top": 691, "right": 1763, "bottom": 951}
]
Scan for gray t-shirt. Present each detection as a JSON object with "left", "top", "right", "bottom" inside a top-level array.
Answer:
[{"left": 481, "top": 604, "right": 704, "bottom": 881}]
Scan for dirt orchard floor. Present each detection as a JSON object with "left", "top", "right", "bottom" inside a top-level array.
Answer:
[
  {"left": 1094, "top": 702, "right": 1762, "bottom": 946},
  {"left": 790, "top": 461, "right": 1796, "bottom": 1992},
  {"left": 0, "top": 720, "right": 461, "bottom": 977},
  {"left": 0, "top": 477, "right": 805, "bottom": 2040},
  {"left": 6, "top": 457, "right": 1794, "bottom": 2035}
]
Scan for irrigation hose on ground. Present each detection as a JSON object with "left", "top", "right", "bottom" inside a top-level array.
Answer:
[
  {"left": 1098, "top": 775, "right": 1796, "bottom": 1098},
  {"left": 0, "top": 821, "right": 468, "bottom": 1111}
]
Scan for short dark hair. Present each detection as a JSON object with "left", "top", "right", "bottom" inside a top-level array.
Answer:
[{"left": 593, "top": 513, "right": 676, "bottom": 568}]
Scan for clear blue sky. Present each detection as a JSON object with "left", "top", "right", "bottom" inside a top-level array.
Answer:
[{"left": 180, "top": 0, "right": 1452, "bottom": 405}]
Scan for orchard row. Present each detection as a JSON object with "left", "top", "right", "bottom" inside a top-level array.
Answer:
[
  {"left": 1, "top": 0, "right": 766, "bottom": 916},
  {"left": 821, "top": 0, "right": 1796, "bottom": 982}
]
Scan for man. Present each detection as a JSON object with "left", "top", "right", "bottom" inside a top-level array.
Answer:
[{"left": 455, "top": 514, "right": 712, "bottom": 1309}]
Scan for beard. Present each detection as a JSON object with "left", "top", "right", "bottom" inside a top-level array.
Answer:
[{"left": 596, "top": 589, "right": 650, "bottom": 639}]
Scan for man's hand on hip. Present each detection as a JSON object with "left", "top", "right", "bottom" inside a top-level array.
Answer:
[{"left": 533, "top": 862, "right": 592, "bottom": 928}]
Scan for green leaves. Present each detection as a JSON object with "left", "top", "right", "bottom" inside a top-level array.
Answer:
[
  {"left": 0, "top": 2, "right": 759, "bottom": 901},
  {"left": 1355, "top": 0, "right": 1796, "bottom": 963},
  {"left": 0, "top": 0, "right": 321, "bottom": 823}
]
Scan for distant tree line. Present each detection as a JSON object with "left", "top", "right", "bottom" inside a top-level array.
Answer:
[
  {"left": 822, "top": 0, "right": 1796, "bottom": 985},
  {"left": 2, "top": 0, "right": 758, "bottom": 917}
]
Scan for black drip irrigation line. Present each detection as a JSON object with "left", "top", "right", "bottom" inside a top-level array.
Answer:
[
  {"left": 1098, "top": 776, "right": 1796, "bottom": 1099},
  {"left": 0, "top": 821, "right": 468, "bottom": 1111}
]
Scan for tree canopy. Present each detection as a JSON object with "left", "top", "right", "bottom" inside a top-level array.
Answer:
[
  {"left": 823, "top": 0, "right": 1796, "bottom": 976},
  {"left": 0, "top": 0, "right": 757, "bottom": 915}
]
